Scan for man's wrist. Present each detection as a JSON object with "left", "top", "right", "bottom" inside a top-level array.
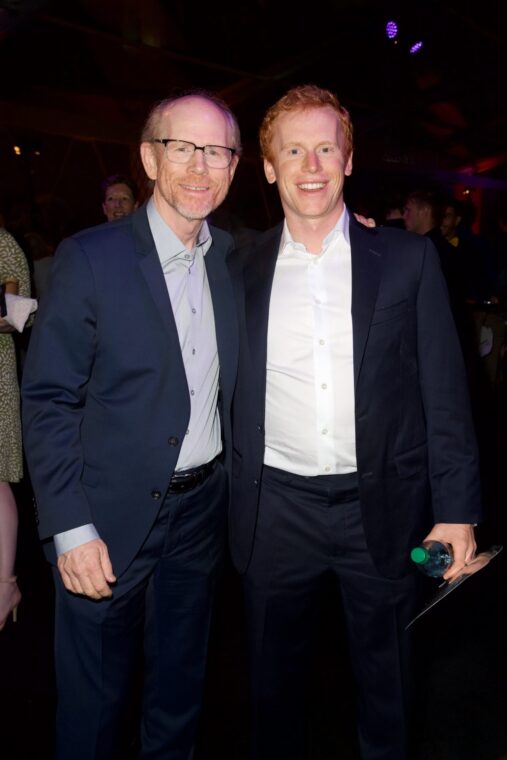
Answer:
[{"left": 53, "top": 524, "right": 100, "bottom": 555}]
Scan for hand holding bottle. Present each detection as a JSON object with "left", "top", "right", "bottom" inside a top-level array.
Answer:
[
  {"left": 411, "top": 540, "right": 453, "bottom": 577},
  {"left": 412, "top": 523, "right": 477, "bottom": 581}
]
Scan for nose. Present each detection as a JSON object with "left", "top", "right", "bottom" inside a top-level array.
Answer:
[
  {"left": 302, "top": 149, "right": 321, "bottom": 172},
  {"left": 187, "top": 147, "right": 208, "bottom": 172}
]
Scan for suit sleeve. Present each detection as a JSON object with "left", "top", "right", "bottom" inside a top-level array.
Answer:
[
  {"left": 22, "top": 237, "right": 98, "bottom": 539},
  {"left": 416, "top": 237, "right": 482, "bottom": 524}
]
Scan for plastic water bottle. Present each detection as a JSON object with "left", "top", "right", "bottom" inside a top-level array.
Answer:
[{"left": 410, "top": 540, "right": 453, "bottom": 578}]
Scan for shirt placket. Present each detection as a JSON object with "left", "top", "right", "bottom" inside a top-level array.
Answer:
[{"left": 309, "top": 252, "right": 336, "bottom": 474}]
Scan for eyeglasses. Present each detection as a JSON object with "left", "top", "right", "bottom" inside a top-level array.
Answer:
[{"left": 151, "top": 139, "right": 236, "bottom": 169}]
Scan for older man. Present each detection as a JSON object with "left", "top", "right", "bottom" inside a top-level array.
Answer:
[
  {"left": 22, "top": 92, "right": 240, "bottom": 760},
  {"left": 228, "top": 85, "right": 481, "bottom": 759}
]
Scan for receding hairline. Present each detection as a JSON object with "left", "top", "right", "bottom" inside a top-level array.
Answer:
[{"left": 141, "top": 93, "right": 242, "bottom": 153}]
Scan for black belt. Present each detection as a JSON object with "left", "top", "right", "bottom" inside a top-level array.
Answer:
[{"left": 168, "top": 457, "right": 218, "bottom": 494}]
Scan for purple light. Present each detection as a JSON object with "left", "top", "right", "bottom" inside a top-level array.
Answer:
[
  {"left": 409, "top": 41, "right": 424, "bottom": 54},
  {"left": 385, "top": 20, "right": 398, "bottom": 39}
]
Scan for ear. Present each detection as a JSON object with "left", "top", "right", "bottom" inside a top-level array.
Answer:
[
  {"left": 228, "top": 153, "right": 240, "bottom": 184},
  {"left": 140, "top": 142, "right": 158, "bottom": 181},
  {"left": 264, "top": 158, "right": 277, "bottom": 185},
  {"left": 102, "top": 203, "right": 108, "bottom": 218},
  {"left": 345, "top": 151, "right": 353, "bottom": 176}
]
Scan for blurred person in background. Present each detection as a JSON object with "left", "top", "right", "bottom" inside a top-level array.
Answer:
[
  {"left": 101, "top": 173, "right": 139, "bottom": 223},
  {"left": 0, "top": 225, "right": 31, "bottom": 630}
]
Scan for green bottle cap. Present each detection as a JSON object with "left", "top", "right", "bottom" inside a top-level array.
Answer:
[{"left": 411, "top": 546, "right": 429, "bottom": 564}]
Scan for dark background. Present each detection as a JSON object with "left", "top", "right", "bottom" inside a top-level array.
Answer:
[
  {"left": 1, "top": 0, "right": 507, "bottom": 235},
  {"left": 1, "top": 2, "right": 507, "bottom": 758}
]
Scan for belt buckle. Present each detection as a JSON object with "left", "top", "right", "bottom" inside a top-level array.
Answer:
[
  {"left": 169, "top": 473, "right": 197, "bottom": 493},
  {"left": 169, "top": 462, "right": 210, "bottom": 494}
]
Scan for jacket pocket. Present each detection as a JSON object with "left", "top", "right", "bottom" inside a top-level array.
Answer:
[{"left": 371, "top": 299, "right": 408, "bottom": 325}]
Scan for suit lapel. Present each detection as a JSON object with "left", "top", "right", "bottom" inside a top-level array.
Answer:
[
  {"left": 132, "top": 207, "right": 238, "bottom": 402},
  {"left": 132, "top": 206, "right": 189, "bottom": 399},
  {"left": 350, "top": 218, "right": 385, "bottom": 387},
  {"left": 242, "top": 218, "right": 383, "bottom": 396},
  {"left": 243, "top": 226, "right": 282, "bottom": 403},
  {"left": 204, "top": 236, "right": 238, "bottom": 400},
  {"left": 241, "top": 218, "right": 384, "bottom": 398},
  {"left": 132, "top": 205, "right": 182, "bottom": 344}
]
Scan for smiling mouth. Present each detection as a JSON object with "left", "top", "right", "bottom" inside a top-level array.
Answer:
[
  {"left": 297, "top": 182, "right": 326, "bottom": 191},
  {"left": 181, "top": 184, "right": 209, "bottom": 192}
]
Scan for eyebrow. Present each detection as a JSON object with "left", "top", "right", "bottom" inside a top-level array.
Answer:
[{"left": 280, "top": 140, "right": 338, "bottom": 150}]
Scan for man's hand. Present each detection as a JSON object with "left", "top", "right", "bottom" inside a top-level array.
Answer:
[
  {"left": 57, "top": 538, "right": 116, "bottom": 599},
  {"left": 353, "top": 212, "right": 376, "bottom": 228},
  {"left": 423, "top": 523, "right": 477, "bottom": 582}
]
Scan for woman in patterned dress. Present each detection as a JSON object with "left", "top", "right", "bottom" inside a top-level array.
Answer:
[{"left": 0, "top": 227, "right": 30, "bottom": 629}]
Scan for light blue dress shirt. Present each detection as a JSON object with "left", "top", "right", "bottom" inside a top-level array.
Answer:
[{"left": 54, "top": 199, "right": 221, "bottom": 555}]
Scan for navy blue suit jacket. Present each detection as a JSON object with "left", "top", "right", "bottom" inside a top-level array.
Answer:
[
  {"left": 228, "top": 216, "right": 482, "bottom": 578},
  {"left": 22, "top": 204, "right": 238, "bottom": 577}
]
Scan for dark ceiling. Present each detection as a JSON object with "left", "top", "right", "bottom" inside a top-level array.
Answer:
[{"left": 1, "top": 0, "right": 507, "bottom": 231}]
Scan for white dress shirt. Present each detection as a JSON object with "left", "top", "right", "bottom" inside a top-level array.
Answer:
[{"left": 264, "top": 207, "right": 357, "bottom": 476}]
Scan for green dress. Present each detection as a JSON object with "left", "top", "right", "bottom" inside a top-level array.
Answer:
[{"left": 0, "top": 228, "right": 31, "bottom": 482}]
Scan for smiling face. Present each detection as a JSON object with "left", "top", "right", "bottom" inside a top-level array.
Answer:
[
  {"left": 102, "top": 183, "right": 137, "bottom": 222},
  {"left": 140, "top": 96, "right": 239, "bottom": 243},
  {"left": 263, "top": 106, "right": 353, "bottom": 235}
]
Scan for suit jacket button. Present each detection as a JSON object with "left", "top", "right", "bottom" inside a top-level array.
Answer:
[
  {"left": 151, "top": 490, "right": 162, "bottom": 499},
  {"left": 168, "top": 436, "right": 179, "bottom": 446},
  {"left": 253, "top": 479, "right": 259, "bottom": 486}
]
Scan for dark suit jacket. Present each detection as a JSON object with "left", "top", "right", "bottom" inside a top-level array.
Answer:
[
  {"left": 22, "top": 203, "right": 238, "bottom": 577},
  {"left": 228, "top": 216, "right": 482, "bottom": 579}
]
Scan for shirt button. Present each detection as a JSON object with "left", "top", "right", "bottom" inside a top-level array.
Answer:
[
  {"left": 192, "top": 348, "right": 196, "bottom": 355},
  {"left": 319, "top": 339, "right": 325, "bottom": 345},
  {"left": 151, "top": 490, "right": 162, "bottom": 500},
  {"left": 321, "top": 383, "right": 328, "bottom": 390},
  {"left": 190, "top": 389, "right": 195, "bottom": 396},
  {"left": 168, "top": 436, "right": 179, "bottom": 446},
  {"left": 324, "top": 466, "right": 331, "bottom": 473},
  {"left": 192, "top": 308, "right": 196, "bottom": 314},
  {"left": 321, "top": 428, "right": 328, "bottom": 435}
]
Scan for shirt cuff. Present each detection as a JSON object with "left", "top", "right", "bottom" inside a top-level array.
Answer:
[{"left": 53, "top": 524, "right": 100, "bottom": 556}]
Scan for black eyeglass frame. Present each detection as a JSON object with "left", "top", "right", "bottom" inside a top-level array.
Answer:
[{"left": 151, "top": 138, "right": 237, "bottom": 167}]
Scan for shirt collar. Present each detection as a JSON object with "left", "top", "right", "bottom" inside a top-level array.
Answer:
[
  {"left": 147, "top": 197, "right": 212, "bottom": 270},
  {"left": 280, "top": 206, "right": 350, "bottom": 256}
]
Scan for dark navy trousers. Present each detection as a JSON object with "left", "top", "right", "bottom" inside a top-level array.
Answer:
[
  {"left": 53, "top": 462, "right": 227, "bottom": 760},
  {"left": 244, "top": 465, "right": 417, "bottom": 760}
]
